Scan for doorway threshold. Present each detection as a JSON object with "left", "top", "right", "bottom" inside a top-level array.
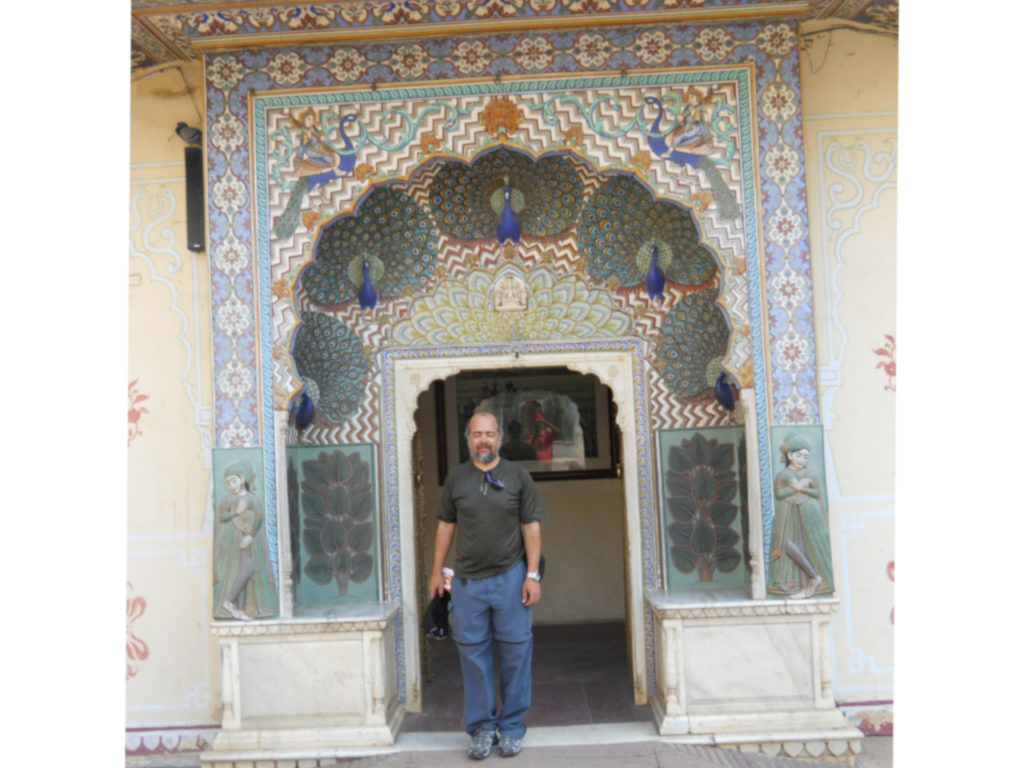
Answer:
[{"left": 396, "top": 721, "right": 707, "bottom": 752}]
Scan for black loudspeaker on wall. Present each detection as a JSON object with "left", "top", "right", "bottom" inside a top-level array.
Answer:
[{"left": 184, "top": 145, "right": 205, "bottom": 252}]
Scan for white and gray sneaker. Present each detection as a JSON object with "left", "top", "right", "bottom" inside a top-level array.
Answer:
[
  {"left": 498, "top": 734, "right": 522, "bottom": 758},
  {"left": 469, "top": 727, "right": 498, "bottom": 759}
]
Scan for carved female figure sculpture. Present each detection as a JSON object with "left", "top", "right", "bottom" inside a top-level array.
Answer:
[
  {"left": 767, "top": 435, "right": 834, "bottom": 599},
  {"left": 214, "top": 460, "right": 277, "bottom": 620}
]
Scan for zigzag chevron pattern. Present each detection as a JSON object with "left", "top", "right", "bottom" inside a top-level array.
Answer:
[
  {"left": 271, "top": 235, "right": 308, "bottom": 286},
  {"left": 612, "top": 281, "right": 707, "bottom": 337},
  {"left": 648, "top": 366, "right": 734, "bottom": 431},
  {"left": 271, "top": 305, "right": 300, "bottom": 392},
  {"left": 300, "top": 376, "right": 382, "bottom": 445},
  {"left": 701, "top": 213, "right": 745, "bottom": 266},
  {"left": 476, "top": 241, "right": 562, "bottom": 272},
  {"left": 402, "top": 160, "right": 443, "bottom": 210},
  {"left": 435, "top": 234, "right": 472, "bottom": 283},
  {"left": 330, "top": 303, "right": 389, "bottom": 351},
  {"left": 545, "top": 241, "right": 580, "bottom": 276}
]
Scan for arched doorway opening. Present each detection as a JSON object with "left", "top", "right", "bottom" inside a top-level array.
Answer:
[
  {"left": 380, "top": 341, "right": 657, "bottom": 720},
  {"left": 404, "top": 368, "right": 651, "bottom": 730}
]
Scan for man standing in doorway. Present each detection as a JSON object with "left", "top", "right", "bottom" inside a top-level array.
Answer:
[{"left": 429, "top": 410, "right": 545, "bottom": 759}]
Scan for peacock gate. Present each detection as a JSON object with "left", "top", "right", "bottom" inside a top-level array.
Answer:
[{"left": 193, "top": 16, "right": 862, "bottom": 766}]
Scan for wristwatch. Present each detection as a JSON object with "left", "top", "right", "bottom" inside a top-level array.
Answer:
[{"left": 526, "top": 570, "right": 542, "bottom": 582}]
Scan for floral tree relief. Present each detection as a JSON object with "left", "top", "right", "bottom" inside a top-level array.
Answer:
[
  {"left": 658, "top": 427, "right": 748, "bottom": 591},
  {"left": 289, "top": 445, "right": 380, "bottom": 609}
]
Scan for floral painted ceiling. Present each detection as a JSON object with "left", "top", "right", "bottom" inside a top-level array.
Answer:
[{"left": 131, "top": 0, "right": 897, "bottom": 72}]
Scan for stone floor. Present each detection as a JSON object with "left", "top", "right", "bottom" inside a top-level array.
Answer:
[{"left": 405, "top": 621, "right": 651, "bottom": 733}]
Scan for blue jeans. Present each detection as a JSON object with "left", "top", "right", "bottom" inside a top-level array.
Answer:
[{"left": 450, "top": 560, "right": 533, "bottom": 739}]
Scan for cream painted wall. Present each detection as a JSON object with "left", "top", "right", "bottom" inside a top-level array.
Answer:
[
  {"left": 414, "top": 387, "right": 627, "bottom": 627},
  {"left": 128, "top": 61, "right": 219, "bottom": 731},
  {"left": 800, "top": 22, "right": 896, "bottom": 728}
]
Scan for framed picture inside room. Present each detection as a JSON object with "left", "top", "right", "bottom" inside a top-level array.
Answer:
[{"left": 436, "top": 367, "right": 618, "bottom": 482}]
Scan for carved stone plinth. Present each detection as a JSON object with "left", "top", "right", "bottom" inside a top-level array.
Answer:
[
  {"left": 202, "top": 602, "right": 403, "bottom": 768},
  {"left": 646, "top": 590, "right": 862, "bottom": 764}
]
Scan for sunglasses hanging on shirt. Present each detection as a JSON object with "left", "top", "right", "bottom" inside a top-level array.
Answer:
[{"left": 479, "top": 470, "right": 505, "bottom": 495}]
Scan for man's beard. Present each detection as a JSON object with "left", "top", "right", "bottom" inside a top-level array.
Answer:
[{"left": 472, "top": 446, "right": 496, "bottom": 463}]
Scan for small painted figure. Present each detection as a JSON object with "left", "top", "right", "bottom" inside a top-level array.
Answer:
[
  {"left": 520, "top": 400, "right": 559, "bottom": 462},
  {"left": 494, "top": 273, "right": 528, "bottom": 312},
  {"left": 291, "top": 108, "right": 339, "bottom": 176},
  {"left": 214, "top": 460, "right": 277, "bottom": 620},
  {"left": 767, "top": 435, "right": 834, "bottom": 599},
  {"left": 669, "top": 87, "right": 712, "bottom": 151}
]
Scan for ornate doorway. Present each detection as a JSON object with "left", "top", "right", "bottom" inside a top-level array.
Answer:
[{"left": 381, "top": 341, "right": 656, "bottom": 714}]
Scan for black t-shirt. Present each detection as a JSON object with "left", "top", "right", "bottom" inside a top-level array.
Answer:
[{"left": 436, "top": 459, "right": 546, "bottom": 579}]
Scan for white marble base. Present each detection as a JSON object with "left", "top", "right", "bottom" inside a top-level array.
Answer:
[
  {"left": 202, "top": 602, "right": 404, "bottom": 767},
  {"left": 646, "top": 590, "right": 863, "bottom": 763}
]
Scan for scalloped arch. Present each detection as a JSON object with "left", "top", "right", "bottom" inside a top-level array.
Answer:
[{"left": 280, "top": 128, "right": 746, "bottom": 409}]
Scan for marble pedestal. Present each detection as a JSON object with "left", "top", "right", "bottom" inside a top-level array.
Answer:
[
  {"left": 646, "top": 590, "right": 863, "bottom": 763},
  {"left": 202, "top": 602, "right": 404, "bottom": 768}
]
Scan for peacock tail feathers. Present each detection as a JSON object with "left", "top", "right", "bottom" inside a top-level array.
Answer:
[
  {"left": 292, "top": 311, "right": 369, "bottom": 424},
  {"left": 578, "top": 174, "right": 717, "bottom": 288},
  {"left": 301, "top": 186, "right": 438, "bottom": 308},
  {"left": 658, "top": 286, "right": 731, "bottom": 400},
  {"left": 273, "top": 179, "right": 309, "bottom": 241},
  {"left": 428, "top": 147, "right": 584, "bottom": 241}
]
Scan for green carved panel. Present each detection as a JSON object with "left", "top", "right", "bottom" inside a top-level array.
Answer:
[
  {"left": 657, "top": 426, "right": 749, "bottom": 591},
  {"left": 287, "top": 444, "right": 382, "bottom": 609}
]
